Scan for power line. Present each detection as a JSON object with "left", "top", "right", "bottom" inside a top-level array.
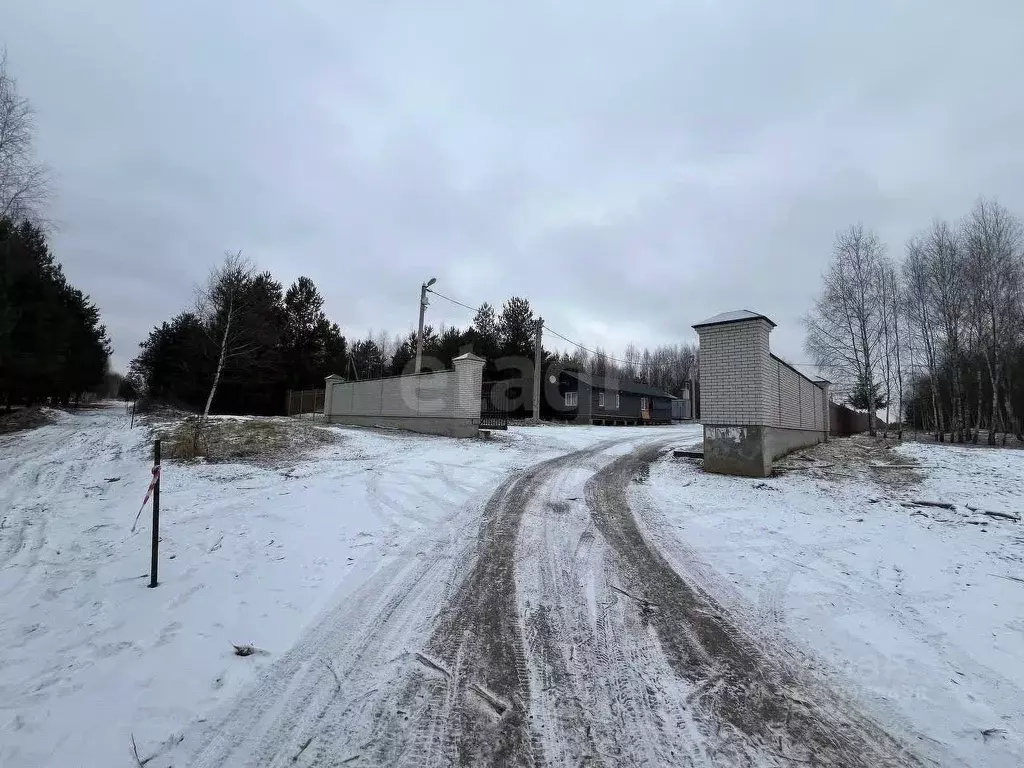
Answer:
[
  {"left": 544, "top": 326, "right": 651, "bottom": 369},
  {"left": 425, "top": 288, "right": 480, "bottom": 315},
  {"left": 426, "top": 286, "right": 691, "bottom": 370}
]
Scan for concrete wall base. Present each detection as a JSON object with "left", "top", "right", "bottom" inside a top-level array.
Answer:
[
  {"left": 703, "top": 425, "right": 771, "bottom": 477},
  {"left": 704, "top": 424, "right": 826, "bottom": 477},
  {"left": 326, "top": 414, "right": 481, "bottom": 438},
  {"left": 765, "top": 426, "right": 825, "bottom": 462}
]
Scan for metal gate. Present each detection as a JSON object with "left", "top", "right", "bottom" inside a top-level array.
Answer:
[
  {"left": 480, "top": 380, "right": 508, "bottom": 430},
  {"left": 286, "top": 388, "right": 325, "bottom": 417}
]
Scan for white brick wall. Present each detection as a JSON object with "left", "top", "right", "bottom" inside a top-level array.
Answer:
[
  {"left": 326, "top": 357, "right": 483, "bottom": 421},
  {"left": 697, "top": 319, "right": 771, "bottom": 425},
  {"left": 697, "top": 318, "right": 826, "bottom": 433}
]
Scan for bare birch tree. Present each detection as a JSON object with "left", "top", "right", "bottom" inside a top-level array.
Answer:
[
  {"left": 876, "top": 257, "right": 901, "bottom": 436},
  {"left": 196, "top": 251, "right": 257, "bottom": 421},
  {"left": 902, "top": 237, "right": 943, "bottom": 438},
  {"left": 922, "top": 220, "right": 968, "bottom": 440},
  {"left": 0, "top": 52, "right": 49, "bottom": 221},
  {"left": 622, "top": 343, "right": 641, "bottom": 380},
  {"left": 961, "top": 198, "right": 1024, "bottom": 444},
  {"left": 804, "top": 224, "right": 885, "bottom": 435}
]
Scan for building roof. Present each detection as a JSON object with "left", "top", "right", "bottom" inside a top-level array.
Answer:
[
  {"left": 692, "top": 309, "right": 776, "bottom": 329},
  {"left": 563, "top": 370, "right": 675, "bottom": 399}
]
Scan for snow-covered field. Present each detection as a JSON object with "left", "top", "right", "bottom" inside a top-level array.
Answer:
[
  {"left": 0, "top": 404, "right": 675, "bottom": 767},
  {"left": 639, "top": 440, "right": 1024, "bottom": 768},
  {"left": 3, "top": 403, "right": 1023, "bottom": 767}
]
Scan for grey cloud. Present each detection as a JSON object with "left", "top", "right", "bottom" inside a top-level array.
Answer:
[{"left": 4, "top": 0, "right": 1024, "bottom": 371}]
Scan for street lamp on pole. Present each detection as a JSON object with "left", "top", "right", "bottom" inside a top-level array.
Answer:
[{"left": 415, "top": 277, "right": 437, "bottom": 374}]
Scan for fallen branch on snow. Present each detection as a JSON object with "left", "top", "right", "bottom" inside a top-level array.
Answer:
[
  {"left": 130, "top": 733, "right": 151, "bottom": 767},
  {"left": 901, "top": 500, "right": 956, "bottom": 511},
  {"left": 414, "top": 652, "right": 451, "bottom": 680},
  {"left": 611, "top": 584, "right": 658, "bottom": 612},
  {"left": 990, "top": 573, "right": 1024, "bottom": 585},
  {"left": 325, "top": 660, "right": 343, "bottom": 690},
  {"left": 292, "top": 735, "right": 314, "bottom": 763},
  {"left": 983, "top": 510, "right": 1020, "bottom": 522},
  {"left": 967, "top": 505, "right": 1020, "bottom": 522},
  {"left": 469, "top": 682, "right": 508, "bottom": 715}
]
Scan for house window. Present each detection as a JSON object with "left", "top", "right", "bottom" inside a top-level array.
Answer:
[
  {"left": 597, "top": 391, "right": 605, "bottom": 408},
  {"left": 640, "top": 396, "right": 649, "bottom": 411},
  {"left": 615, "top": 393, "right": 620, "bottom": 410},
  {"left": 565, "top": 391, "right": 578, "bottom": 407}
]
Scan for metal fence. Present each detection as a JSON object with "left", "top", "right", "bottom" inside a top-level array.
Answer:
[
  {"left": 480, "top": 381, "right": 509, "bottom": 430},
  {"left": 286, "top": 389, "right": 325, "bottom": 417}
]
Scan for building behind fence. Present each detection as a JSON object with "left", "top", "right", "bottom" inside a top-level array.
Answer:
[
  {"left": 694, "top": 310, "right": 829, "bottom": 477},
  {"left": 323, "top": 352, "right": 485, "bottom": 437}
]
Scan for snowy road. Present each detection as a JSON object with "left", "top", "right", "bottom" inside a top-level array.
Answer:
[{"left": 175, "top": 434, "right": 916, "bottom": 767}]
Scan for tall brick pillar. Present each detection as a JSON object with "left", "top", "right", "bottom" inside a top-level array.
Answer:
[
  {"left": 816, "top": 379, "right": 831, "bottom": 442},
  {"left": 323, "top": 373, "right": 344, "bottom": 421},
  {"left": 693, "top": 310, "right": 776, "bottom": 477},
  {"left": 453, "top": 352, "right": 486, "bottom": 421}
]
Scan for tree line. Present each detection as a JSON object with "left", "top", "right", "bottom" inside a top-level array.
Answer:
[
  {"left": 552, "top": 341, "right": 696, "bottom": 400},
  {"left": 133, "top": 251, "right": 697, "bottom": 417},
  {"left": 804, "top": 198, "right": 1024, "bottom": 444},
  {"left": 1, "top": 54, "right": 111, "bottom": 409},
  {"left": 338, "top": 298, "right": 696, "bottom": 400}
]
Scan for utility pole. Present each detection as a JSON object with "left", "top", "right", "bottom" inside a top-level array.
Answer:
[
  {"left": 414, "top": 277, "right": 437, "bottom": 374},
  {"left": 532, "top": 317, "right": 544, "bottom": 422}
]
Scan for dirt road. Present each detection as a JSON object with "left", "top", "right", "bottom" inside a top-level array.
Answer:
[{"left": 180, "top": 435, "right": 919, "bottom": 767}]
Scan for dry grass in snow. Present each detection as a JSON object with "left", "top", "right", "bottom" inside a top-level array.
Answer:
[{"left": 158, "top": 415, "right": 339, "bottom": 464}]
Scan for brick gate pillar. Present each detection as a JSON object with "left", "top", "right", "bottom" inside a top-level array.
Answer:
[
  {"left": 453, "top": 352, "right": 486, "bottom": 421},
  {"left": 693, "top": 310, "right": 776, "bottom": 477}
]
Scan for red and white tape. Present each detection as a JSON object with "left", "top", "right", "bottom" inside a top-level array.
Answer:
[{"left": 131, "top": 464, "right": 161, "bottom": 533}]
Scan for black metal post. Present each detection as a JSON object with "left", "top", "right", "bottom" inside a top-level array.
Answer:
[{"left": 148, "top": 439, "right": 161, "bottom": 588}]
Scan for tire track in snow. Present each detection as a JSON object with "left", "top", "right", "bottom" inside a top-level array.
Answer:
[
  {"left": 516, "top": 438, "right": 707, "bottom": 767},
  {"left": 178, "top": 515, "right": 477, "bottom": 767},
  {"left": 586, "top": 441, "right": 923, "bottom": 767},
  {"left": 362, "top": 440, "right": 630, "bottom": 767},
  {"left": 0, "top": 418, "right": 112, "bottom": 601}
]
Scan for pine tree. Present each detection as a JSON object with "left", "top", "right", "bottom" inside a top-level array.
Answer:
[
  {"left": 0, "top": 217, "right": 110, "bottom": 407},
  {"left": 498, "top": 297, "right": 535, "bottom": 360},
  {"left": 848, "top": 372, "right": 889, "bottom": 411}
]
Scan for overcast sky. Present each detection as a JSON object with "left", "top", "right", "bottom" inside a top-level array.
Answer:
[{"left": 6, "top": 1, "right": 1024, "bottom": 372}]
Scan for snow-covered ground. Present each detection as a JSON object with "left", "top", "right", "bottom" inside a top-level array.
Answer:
[
  {"left": 5, "top": 404, "right": 1023, "bottom": 767},
  {"left": 0, "top": 404, "right": 674, "bottom": 767},
  {"left": 638, "top": 439, "right": 1024, "bottom": 768}
]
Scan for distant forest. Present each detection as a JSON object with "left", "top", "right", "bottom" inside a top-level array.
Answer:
[{"left": 130, "top": 252, "right": 697, "bottom": 417}]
